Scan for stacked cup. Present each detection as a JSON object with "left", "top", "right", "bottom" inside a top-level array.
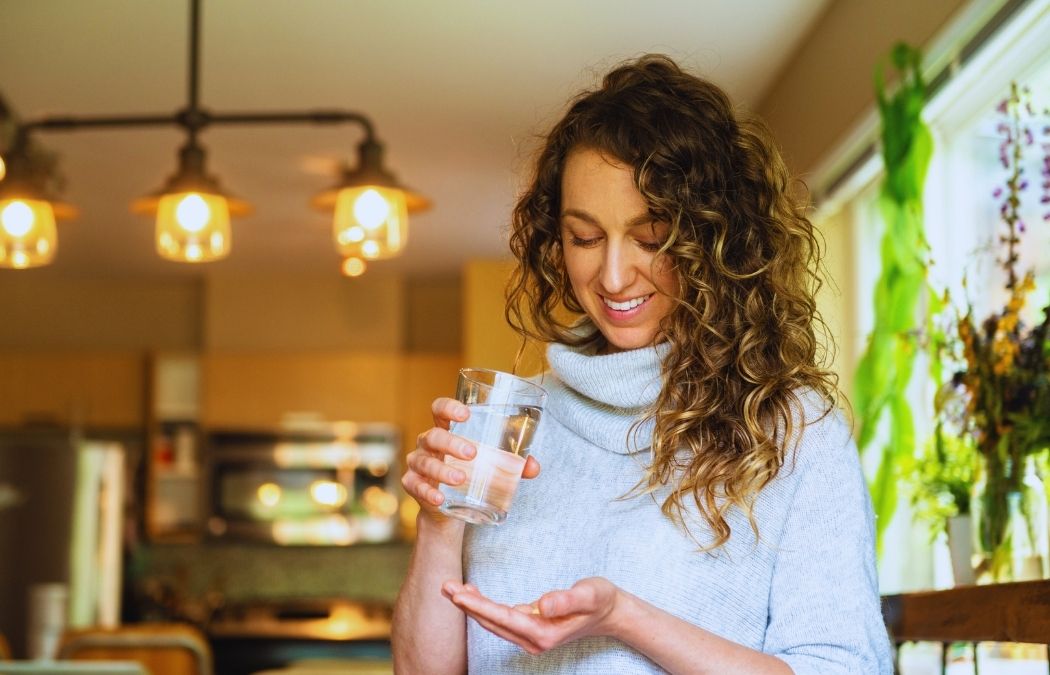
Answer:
[{"left": 27, "top": 582, "right": 68, "bottom": 660}]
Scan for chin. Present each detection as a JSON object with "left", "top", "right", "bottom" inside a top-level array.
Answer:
[{"left": 597, "top": 328, "right": 660, "bottom": 354}]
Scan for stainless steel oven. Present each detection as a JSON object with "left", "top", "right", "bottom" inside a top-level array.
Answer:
[{"left": 206, "top": 422, "right": 401, "bottom": 545}]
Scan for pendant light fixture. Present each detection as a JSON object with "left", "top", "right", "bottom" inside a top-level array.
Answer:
[
  {"left": 130, "top": 141, "right": 250, "bottom": 262},
  {"left": 0, "top": 131, "right": 77, "bottom": 269},
  {"left": 312, "top": 138, "right": 431, "bottom": 262},
  {"left": 0, "top": 0, "right": 428, "bottom": 271}
]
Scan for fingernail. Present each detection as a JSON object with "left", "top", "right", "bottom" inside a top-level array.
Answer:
[
  {"left": 451, "top": 470, "right": 465, "bottom": 483},
  {"left": 461, "top": 443, "right": 476, "bottom": 458}
]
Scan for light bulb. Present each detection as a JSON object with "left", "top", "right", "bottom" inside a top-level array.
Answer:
[
  {"left": 341, "top": 257, "right": 366, "bottom": 277},
  {"left": 362, "top": 240, "right": 380, "bottom": 258},
  {"left": 354, "top": 189, "right": 390, "bottom": 230},
  {"left": 1, "top": 201, "right": 35, "bottom": 237},
  {"left": 154, "top": 192, "right": 231, "bottom": 262},
  {"left": 257, "top": 482, "right": 282, "bottom": 507},
  {"left": 310, "top": 480, "right": 348, "bottom": 508},
  {"left": 175, "top": 194, "right": 210, "bottom": 233},
  {"left": 0, "top": 198, "right": 58, "bottom": 269}
]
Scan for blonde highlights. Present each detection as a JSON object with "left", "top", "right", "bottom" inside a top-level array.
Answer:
[{"left": 507, "top": 55, "right": 840, "bottom": 548}]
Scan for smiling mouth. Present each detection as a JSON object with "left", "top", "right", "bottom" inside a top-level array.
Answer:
[{"left": 601, "top": 294, "right": 653, "bottom": 311}]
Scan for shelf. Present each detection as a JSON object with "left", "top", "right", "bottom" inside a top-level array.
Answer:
[{"left": 882, "top": 580, "right": 1050, "bottom": 644}]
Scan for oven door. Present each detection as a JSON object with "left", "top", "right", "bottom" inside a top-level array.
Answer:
[{"left": 206, "top": 426, "right": 401, "bottom": 545}]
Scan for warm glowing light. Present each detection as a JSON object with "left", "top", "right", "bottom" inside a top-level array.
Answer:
[
  {"left": 0, "top": 198, "right": 58, "bottom": 269},
  {"left": 174, "top": 193, "right": 210, "bottom": 232},
  {"left": 155, "top": 192, "right": 231, "bottom": 262},
  {"left": 1, "top": 201, "right": 34, "bottom": 237},
  {"left": 0, "top": 155, "right": 6, "bottom": 181},
  {"left": 353, "top": 189, "right": 390, "bottom": 230},
  {"left": 331, "top": 185, "right": 408, "bottom": 260},
  {"left": 310, "top": 480, "right": 348, "bottom": 508},
  {"left": 273, "top": 515, "right": 356, "bottom": 545},
  {"left": 362, "top": 486, "right": 399, "bottom": 517},
  {"left": 341, "top": 257, "right": 366, "bottom": 277},
  {"left": 367, "top": 461, "right": 389, "bottom": 477},
  {"left": 257, "top": 482, "right": 282, "bottom": 507}
]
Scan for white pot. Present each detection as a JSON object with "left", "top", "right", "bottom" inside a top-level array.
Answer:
[{"left": 947, "top": 514, "right": 976, "bottom": 586}]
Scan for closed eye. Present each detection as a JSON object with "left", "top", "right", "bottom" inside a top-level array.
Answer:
[
  {"left": 637, "top": 240, "right": 663, "bottom": 253},
  {"left": 569, "top": 236, "right": 602, "bottom": 248}
]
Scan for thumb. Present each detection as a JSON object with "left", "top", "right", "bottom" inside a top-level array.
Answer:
[
  {"left": 537, "top": 590, "right": 575, "bottom": 618},
  {"left": 522, "top": 456, "right": 541, "bottom": 480}
]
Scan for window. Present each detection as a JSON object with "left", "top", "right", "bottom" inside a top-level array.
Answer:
[{"left": 816, "top": 0, "right": 1050, "bottom": 599}]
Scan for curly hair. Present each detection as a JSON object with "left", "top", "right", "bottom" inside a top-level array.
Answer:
[{"left": 506, "top": 54, "right": 840, "bottom": 549}]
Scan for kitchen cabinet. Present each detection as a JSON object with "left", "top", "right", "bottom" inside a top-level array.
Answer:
[
  {"left": 200, "top": 352, "right": 403, "bottom": 430},
  {"left": 0, "top": 353, "right": 146, "bottom": 428}
]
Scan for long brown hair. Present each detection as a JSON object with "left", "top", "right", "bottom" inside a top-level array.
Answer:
[{"left": 506, "top": 55, "right": 839, "bottom": 548}]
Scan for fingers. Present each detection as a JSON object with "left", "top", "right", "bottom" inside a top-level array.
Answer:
[
  {"left": 401, "top": 470, "right": 445, "bottom": 507},
  {"left": 431, "top": 397, "right": 470, "bottom": 429},
  {"left": 417, "top": 427, "right": 476, "bottom": 461},
  {"left": 447, "top": 589, "right": 545, "bottom": 654},
  {"left": 522, "top": 455, "right": 541, "bottom": 480},
  {"left": 407, "top": 450, "right": 467, "bottom": 487}
]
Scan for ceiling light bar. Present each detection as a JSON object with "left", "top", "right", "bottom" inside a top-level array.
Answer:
[{"left": 0, "top": 0, "right": 429, "bottom": 271}]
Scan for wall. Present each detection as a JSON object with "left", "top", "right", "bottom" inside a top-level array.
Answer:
[
  {"left": 463, "top": 259, "right": 549, "bottom": 376},
  {"left": 0, "top": 275, "right": 202, "bottom": 350},
  {"left": 757, "top": 0, "right": 969, "bottom": 177},
  {"left": 202, "top": 273, "right": 404, "bottom": 351}
]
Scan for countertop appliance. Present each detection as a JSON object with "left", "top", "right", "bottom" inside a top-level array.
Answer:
[{"left": 206, "top": 422, "right": 401, "bottom": 546}]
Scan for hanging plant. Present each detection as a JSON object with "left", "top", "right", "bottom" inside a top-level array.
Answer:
[{"left": 853, "top": 42, "right": 935, "bottom": 554}]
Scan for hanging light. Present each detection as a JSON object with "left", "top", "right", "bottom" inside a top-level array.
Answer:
[
  {"left": 0, "top": 137, "right": 77, "bottom": 269},
  {"left": 1, "top": 0, "right": 427, "bottom": 271},
  {"left": 312, "top": 138, "right": 430, "bottom": 263},
  {"left": 130, "top": 141, "right": 250, "bottom": 263}
]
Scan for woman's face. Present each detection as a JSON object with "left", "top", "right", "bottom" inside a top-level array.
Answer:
[{"left": 559, "top": 148, "right": 678, "bottom": 353}]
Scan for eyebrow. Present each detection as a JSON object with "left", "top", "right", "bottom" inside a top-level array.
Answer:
[{"left": 560, "top": 208, "right": 655, "bottom": 230}]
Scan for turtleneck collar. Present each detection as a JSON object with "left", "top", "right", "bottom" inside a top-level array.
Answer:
[{"left": 541, "top": 340, "right": 669, "bottom": 454}]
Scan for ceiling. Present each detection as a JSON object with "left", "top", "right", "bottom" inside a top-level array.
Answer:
[{"left": 0, "top": 0, "right": 830, "bottom": 281}]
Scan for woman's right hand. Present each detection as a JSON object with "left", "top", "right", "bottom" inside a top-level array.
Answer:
[{"left": 402, "top": 396, "right": 541, "bottom": 524}]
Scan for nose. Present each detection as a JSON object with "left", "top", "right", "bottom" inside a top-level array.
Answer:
[{"left": 598, "top": 240, "right": 635, "bottom": 294}]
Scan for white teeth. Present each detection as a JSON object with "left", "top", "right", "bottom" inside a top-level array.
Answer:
[{"left": 603, "top": 294, "right": 651, "bottom": 311}]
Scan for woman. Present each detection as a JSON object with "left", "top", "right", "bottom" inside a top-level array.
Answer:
[{"left": 393, "top": 55, "right": 892, "bottom": 674}]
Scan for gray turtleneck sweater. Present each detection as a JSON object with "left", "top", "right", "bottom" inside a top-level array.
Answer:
[{"left": 463, "top": 342, "right": 893, "bottom": 674}]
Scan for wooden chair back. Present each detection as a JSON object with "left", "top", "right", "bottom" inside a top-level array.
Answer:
[{"left": 57, "top": 623, "right": 212, "bottom": 675}]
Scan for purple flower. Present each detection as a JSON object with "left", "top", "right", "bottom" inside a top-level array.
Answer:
[
  {"left": 1042, "top": 196, "right": 1050, "bottom": 204},
  {"left": 1020, "top": 180, "right": 1029, "bottom": 190},
  {"left": 1044, "top": 212, "right": 1050, "bottom": 221},
  {"left": 998, "top": 99, "right": 1009, "bottom": 113},
  {"left": 993, "top": 187, "right": 1003, "bottom": 198}
]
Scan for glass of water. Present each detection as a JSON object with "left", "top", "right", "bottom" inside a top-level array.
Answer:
[{"left": 439, "top": 368, "right": 547, "bottom": 525}]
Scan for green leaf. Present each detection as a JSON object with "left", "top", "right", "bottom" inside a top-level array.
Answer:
[{"left": 871, "top": 445, "right": 899, "bottom": 556}]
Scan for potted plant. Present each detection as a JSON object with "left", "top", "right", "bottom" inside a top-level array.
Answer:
[{"left": 948, "top": 82, "right": 1050, "bottom": 583}]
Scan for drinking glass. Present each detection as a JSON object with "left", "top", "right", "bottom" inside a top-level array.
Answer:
[{"left": 439, "top": 368, "right": 546, "bottom": 525}]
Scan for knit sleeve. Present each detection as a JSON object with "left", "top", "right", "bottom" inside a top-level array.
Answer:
[{"left": 763, "top": 411, "right": 894, "bottom": 675}]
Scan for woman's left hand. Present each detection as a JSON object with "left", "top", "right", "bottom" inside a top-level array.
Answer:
[{"left": 441, "top": 577, "right": 621, "bottom": 655}]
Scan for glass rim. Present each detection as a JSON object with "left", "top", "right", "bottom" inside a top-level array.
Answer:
[{"left": 458, "top": 367, "right": 547, "bottom": 400}]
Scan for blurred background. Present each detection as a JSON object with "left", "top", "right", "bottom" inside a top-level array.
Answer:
[{"left": 1, "top": 0, "right": 1048, "bottom": 673}]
